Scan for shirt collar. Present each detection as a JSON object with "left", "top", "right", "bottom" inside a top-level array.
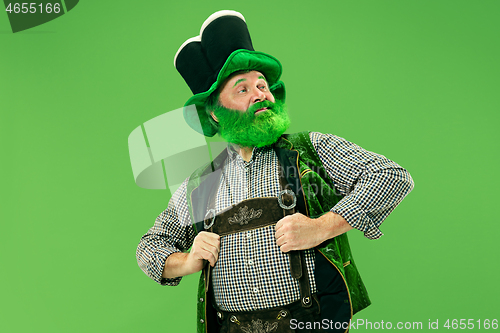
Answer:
[{"left": 227, "top": 144, "right": 272, "bottom": 166}]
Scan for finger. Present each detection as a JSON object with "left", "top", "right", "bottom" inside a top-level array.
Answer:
[
  {"left": 198, "top": 231, "right": 220, "bottom": 242},
  {"left": 192, "top": 238, "right": 218, "bottom": 254},
  {"left": 204, "top": 241, "right": 220, "bottom": 262},
  {"left": 275, "top": 235, "right": 285, "bottom": 247},
  {"left": 275, "top": 215, "right": 290, "bottom": 231},
  {"left": 275, "top": 219, "right": 283, "bottom": 231},
  {"left": 200, "top": 240, "right": 220, "bottom": 259},
  {"left": 200, "top": 248, "right": 218, "bottom": 267},
  {"left": 275, "top": 226, "right": 287, "bottom": 241},
  {"left": 202, "top": 236, "right": 220, "bottom": 248},
  {"left": 209, "top": 248, "right": 219, "bottom": 267},
  {"left": 279, "top": 243, "right": 290, "bottom": 253},
  {"left": 196, "top": 234, "right": 220, "bottom": 251}
]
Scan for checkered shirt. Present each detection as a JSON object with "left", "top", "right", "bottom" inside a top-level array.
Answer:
[{"left": 136, "top": 132, "right": 414, "bottom": 312}]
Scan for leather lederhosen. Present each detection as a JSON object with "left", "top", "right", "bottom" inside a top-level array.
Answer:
[
  {"left": 217, "top": 295, "right": 322, "bottom": 333},
  {"left": 201, "top": 171, "right": 318, "bottom": 333}
]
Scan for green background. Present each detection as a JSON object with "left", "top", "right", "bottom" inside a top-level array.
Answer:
[{"left": 1, "top": 0, "right": 499, "bottom": 332}]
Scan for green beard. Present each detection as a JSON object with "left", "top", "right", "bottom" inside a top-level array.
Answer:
[{"left": 212, "top": 99, "right": 290, "bottom": 148}]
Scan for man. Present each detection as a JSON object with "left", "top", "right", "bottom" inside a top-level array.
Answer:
[{"left": 136, "top": 10, "right": 414, "bottom": 333}]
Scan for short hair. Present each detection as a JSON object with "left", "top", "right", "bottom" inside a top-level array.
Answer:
[
  {"left": 205, "top": 90, "right": 221, "bottom": 111},
  {"left": 204, "top": 90, "right": 221, "bottom": 132}
]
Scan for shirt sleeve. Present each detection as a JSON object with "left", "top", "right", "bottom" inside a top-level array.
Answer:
[
  {"left": 310, "top": 132, "right": 414, "bottom": 239},
  {"left": 136, "top": 178, "right": 196, "bottom": 285}
]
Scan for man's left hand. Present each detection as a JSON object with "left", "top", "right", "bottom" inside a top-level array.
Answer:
[{"left": 275, "top": 212, "right": 353, "bottom": 253}]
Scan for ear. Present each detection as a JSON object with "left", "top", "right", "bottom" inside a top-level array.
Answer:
[{"left": 210, "top": 111, "right": 219, "bottom": 123}]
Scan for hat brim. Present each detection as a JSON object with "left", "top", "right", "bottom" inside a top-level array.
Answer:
[{"left": 183, "top": 49, "right": 286, "bottom": 137}]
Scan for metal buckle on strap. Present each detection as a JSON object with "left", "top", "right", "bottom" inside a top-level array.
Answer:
[
  {"left": 204, "top": 209, "right": 216, "bottom": 230},
  {"left": 230, "top": 315, "right": 240, "bottom": 325},
  {"left": 277, "top": 310, "right": 288, "bottom": 319},
  {"left": 277, "top": 189, "right": 296, "bottom": 210}
]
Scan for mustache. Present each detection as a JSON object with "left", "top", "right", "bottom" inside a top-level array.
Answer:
[{"left": 247, "top": 100, "right": 275, "bottom": 114}]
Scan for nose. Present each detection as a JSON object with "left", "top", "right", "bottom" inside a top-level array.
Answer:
[{"left": 250, "top": 88, "right": 266, "bottom": 104}]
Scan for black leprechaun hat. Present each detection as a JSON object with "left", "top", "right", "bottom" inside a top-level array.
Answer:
[{"left": 174, "top": 10, "right": 285, "bottom": 137}]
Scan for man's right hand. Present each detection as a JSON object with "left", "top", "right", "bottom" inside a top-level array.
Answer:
[
  {"left": 162, "top": 231, "right": 220, "bottom": 279},
  {"left": 187, "top": 231, "right": 220, "bottom": 272}
]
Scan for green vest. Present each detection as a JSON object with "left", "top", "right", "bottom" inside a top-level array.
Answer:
[{"left": 186, "top": 132, "right": 371, "bottom": 333}]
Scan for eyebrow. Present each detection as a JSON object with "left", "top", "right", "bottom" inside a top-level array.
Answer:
[
  {"left": 233, "top": 78, "right": 246, "bottom": 87},
  {"left": 258, "top": 75, "right": 266, "bottom": 81}
]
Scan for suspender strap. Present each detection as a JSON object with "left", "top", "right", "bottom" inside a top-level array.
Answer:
[
  {"left": 203, "top": 185, "right": 218, "bottom": 293},
  {"left": 278, "top": 172, "right": 313, "bottom": 309}
]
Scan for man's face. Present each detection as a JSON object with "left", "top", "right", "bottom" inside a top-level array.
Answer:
[
  {"left": 209, "top": 71, "right": 290, "bottom": 148},
  {"left": 218, "top": 71, "right": 275, "bottom": 112}
]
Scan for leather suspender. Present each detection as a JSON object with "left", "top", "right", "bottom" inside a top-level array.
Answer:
[{"left": 278, "top": 169, "right": 312, "bottom": 309}]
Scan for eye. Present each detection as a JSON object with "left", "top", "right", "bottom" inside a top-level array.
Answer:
[
  {"left": 237, "top": 87, "right": 247, "bottom": 93},
  {"left": 258, "top": 82, "right": 268, "bottom": 90}
]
